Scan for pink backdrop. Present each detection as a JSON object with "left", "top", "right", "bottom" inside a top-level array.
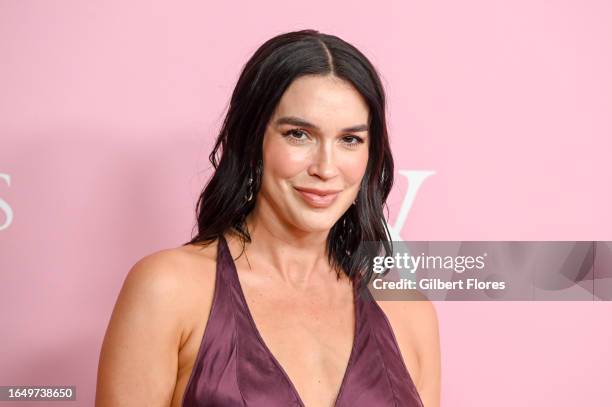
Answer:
[{"left": 1, "top": 1, "right": 611, "bottom": 406}]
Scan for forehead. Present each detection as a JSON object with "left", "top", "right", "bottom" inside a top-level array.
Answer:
[{"left": 272, "top": 75, "right": 369, "bottom": 127}]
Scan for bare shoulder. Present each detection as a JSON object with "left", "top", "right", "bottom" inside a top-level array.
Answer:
[
  {"left": 126, "top": 240, "right": 220, "bottom": 337},
  {"left": 96, "top": 240, "right": 219, "bottom": 406},
  {"left": 376, "top": 291, "right": 441, "bottom": 407},
  {"left": 376, "top": 290, "right": 439, "bottom": 341},
  {"left": 128, "top": 241, "right": 219, "bottom": 290}
]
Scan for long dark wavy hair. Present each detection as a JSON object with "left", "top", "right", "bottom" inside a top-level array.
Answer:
[{"left": 183, "top": 29, "right": 394, "bottom": 290}]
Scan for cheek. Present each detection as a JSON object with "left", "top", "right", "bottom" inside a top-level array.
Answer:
[
  {"left": 263, "top": 137, "right": 309, "bottom": 178},
  {"left": 341, "top": 150, "right": 369, "bottom": 183}
]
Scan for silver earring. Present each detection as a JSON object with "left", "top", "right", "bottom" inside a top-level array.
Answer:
[
  {"left": 245, "top": 175, "right": 254, "bottom": 202},
  {"left": 245, "top": 159, "right": 262, "bottom": 203}
]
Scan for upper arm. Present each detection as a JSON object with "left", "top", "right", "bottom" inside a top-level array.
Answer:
[
  {"left": 96, "top": 251, "right": 190, "bottom": 407},
  {"left": 380, "top": 295, "right": 441, "bottom": 407},
  {"left": 408, "top": 299, "right": 441, "bottom": 407}
]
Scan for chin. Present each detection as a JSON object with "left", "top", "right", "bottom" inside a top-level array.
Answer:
[{"left": 292, "top": 212, "right": 340, "bottom": 233}]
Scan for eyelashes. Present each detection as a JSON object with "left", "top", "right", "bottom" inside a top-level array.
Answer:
[{"left": 281, "top": 128, "right": 366, "bottom": 147}]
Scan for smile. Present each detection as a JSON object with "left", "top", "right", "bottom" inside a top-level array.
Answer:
[{"left": 293, "top": 187, "right": 341, "bottom": 208}]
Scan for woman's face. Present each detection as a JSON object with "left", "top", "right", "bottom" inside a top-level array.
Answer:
[{"left": 258, "top": 74, "right": 370, "bottom": 233}]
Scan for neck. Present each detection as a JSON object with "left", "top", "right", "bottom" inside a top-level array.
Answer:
[{"left": 230, "top": 203, "right": 339, "bottom": 290}]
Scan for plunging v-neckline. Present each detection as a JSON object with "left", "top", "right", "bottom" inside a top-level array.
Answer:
[{"left": 221, "top": 235, "right": 359, "bottom": 407}]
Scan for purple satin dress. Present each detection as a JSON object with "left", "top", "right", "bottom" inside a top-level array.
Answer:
[{"left": 182, "top": 235, "right": 424, "bottom": 406}]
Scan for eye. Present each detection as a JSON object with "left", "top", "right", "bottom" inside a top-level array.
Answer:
[
  {"left": 282, "top": 129, "right": 310, "bottom": 143},
  {"left": 342, "top": 135, "right": 365, "bottom": 146}
]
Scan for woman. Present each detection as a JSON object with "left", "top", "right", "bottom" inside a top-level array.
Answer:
[{"left": 96, "top": 29, "right": 440, "bottom": 407}]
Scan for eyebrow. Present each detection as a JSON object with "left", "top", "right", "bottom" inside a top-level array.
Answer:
[{"left": 275, "top": 116, "right": 369, "bottom": 133}]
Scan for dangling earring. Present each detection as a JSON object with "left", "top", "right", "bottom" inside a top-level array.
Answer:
[
  {"left": 245, "top": 159, "right": 262, "bottom": 203},
  {"left": 245, "top": 175, "right": 253, "bottom": 202}
]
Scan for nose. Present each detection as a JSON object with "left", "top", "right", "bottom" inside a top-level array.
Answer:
[{"left": 307, "top": 140, "right": 339, "bottom": 180}]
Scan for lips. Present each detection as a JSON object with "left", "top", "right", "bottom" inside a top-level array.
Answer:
[{"left": 294, "top": 186, "right": 341, "bottom": 208}]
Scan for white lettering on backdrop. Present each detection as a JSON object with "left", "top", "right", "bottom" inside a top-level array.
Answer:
[{"left": 0, "top": 173, "right": 13, "bottom": 231}]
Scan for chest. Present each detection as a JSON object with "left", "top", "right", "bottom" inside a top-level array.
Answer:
[
  {"left": 176, "top": 277, "right": 423, "bottom": 407},
  {"left": 240, "top": 281, "right": 357, "bottom": 406}
]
